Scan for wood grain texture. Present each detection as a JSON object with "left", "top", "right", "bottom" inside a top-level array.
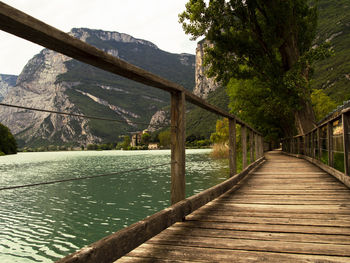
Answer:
[{"left": 117, "top": 150, "right": 350, "bottom": 262}]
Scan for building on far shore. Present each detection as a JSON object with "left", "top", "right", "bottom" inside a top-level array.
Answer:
[
  {"left": 130, "top": 129, "right": 149, "bottom": 147},
  {"left": 148, "top": 143, "right": 159, "bottom": 150}
]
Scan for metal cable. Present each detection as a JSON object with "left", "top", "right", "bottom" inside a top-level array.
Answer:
[
  {"left": 0, "top": 102, "right": 169, "bottom": 128},
  {"left": 0, "top": 162, "right": 174, "bottom": 191}
]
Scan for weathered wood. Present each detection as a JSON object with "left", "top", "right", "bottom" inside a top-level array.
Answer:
[
  {"left": 116, "top": 151, "right": 350, "bottom": 262},
  {"left": 255, "top": 133, "right": 259, "bottom": 161},
  {"left": 249, "top": 129, "right": 254, "bottom": 163},
  {"left": 57, "top": 156, "right": 265, "bottom": 263},
  {"left": 147, "top": 234, "right": 350, "bottom": 257},
  {"left": 0, "top": 2, "right": 264, "bottom": 136},
  {"left": 328, "top": 121, "right": 334, "bottom": 167},
  {"left": 228, "top": 118, "right": 237, "bottom": 176},
  {"left": 124, "top": 243, "right": 350, "bottom": 263},
  {"left": 343, "top": 113, "right": 350, "bottom": 176},
  {"left": 241, "top": 125, "right": 247, "bottom": 168},
  {"left": 285, "top": 152, "right": 350, "bottom": 189},
  {"left": 317, "top": 127, "right": 321, "bottom": 160},
  {"left": 171, "top": 91, "right": 186, "bottom": 205}
]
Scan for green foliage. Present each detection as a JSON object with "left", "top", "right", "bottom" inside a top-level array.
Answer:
[
  {"left": 180, "top": 0, "right": 331, "bottom": 136},
  {"left": 121, "top": 135, "right": 131, "bottom": 150},
  {"left": 210, "top": 118, "right": 229, "bottom": 143},
  {"left": 158, "top": 130, "right": 171, "bottom": 148},
  {"left": 141, "top": 133, "right": 151, "bottom": 145},
  {"left": 226, "top": 78, "right": 295, "bottom": 140},
  {"left": 186, "top": 86, "right": 229, "bottom": 139},
  {"left": 0, "top": 122, "right": 17, "bottom": 155},
  {"left": 311, "top": 89, "right": 337, "bottom": 122}
]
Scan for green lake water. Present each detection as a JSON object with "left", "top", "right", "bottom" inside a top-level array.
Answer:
[{"left": 0, "top": 149, "right": 229, "bottom": 262}]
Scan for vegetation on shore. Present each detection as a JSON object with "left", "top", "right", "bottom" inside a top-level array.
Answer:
[{"left": 0, "top": 122, "right": 17, "bottom": 155}]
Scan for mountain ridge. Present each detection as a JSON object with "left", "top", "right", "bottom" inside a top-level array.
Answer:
[{"left": 0, "top": 28, "right": 195, "bottom": 147}]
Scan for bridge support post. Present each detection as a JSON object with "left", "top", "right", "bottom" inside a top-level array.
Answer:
[
  {"left": 229, "top": 118, "right": 237, "bottom": 177},
  {"left": 327, "top": 122, "right": 334, "bottom": 167},
  {"left": 255, "top": 133, "right": 259, "bottom": 160},
  {"left": 249, "top": 129, "right": 254, "bottom": 163},
  {"left": 171, "top": 91, "right": 186, "bottom": 205},
  {"left": 343, "top": 113, "right": 350, "bottom": 176},
  {"left": 317, "top": 128, "right": 322, "bottom": 160},
  {"left": 241, "top": 125, "right": 247, "bottom": 168}
]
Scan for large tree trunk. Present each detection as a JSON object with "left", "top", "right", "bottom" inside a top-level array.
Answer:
[
  {"left": 294, "top": 97, "right": 316, "bottom": 135},
  {"left": 280, "top": 34, "right": 316, "bottom": 135}
]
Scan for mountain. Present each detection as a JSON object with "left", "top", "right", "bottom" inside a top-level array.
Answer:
[
  {"left": 0, "top": 28, "right": 195, "bottom": 147},
  {"left": 0, "top": 74, "right": 17, "bottom": 102},
  {"left": 311, "top": 0, "right": 350, "bottom": 102}
]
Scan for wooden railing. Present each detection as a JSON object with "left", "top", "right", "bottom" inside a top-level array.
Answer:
[
  {"left": 0, "top": 2, "right": 265, "bottom": 262},
  {"left": 282, "top": 108, "right": 350, "bottom": 188}
]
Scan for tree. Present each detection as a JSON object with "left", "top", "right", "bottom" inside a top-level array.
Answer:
[
  {"left": 121, "top": 135, "right": 131, "bottom": 150},
  {"left": 158, "top": 130, "right": 171, "bottom": 148},
  {"left": 311, "top": 89, "right": 337, "bottom": 122},
  {"left": 0, "top": 122, "right": 17, "bottom": 155},
  {"left": 180, "top": 0, "right": 331, "bottom": 136},
  {"left": 141, "top": 132, "right": 151, "bottom": 145}
]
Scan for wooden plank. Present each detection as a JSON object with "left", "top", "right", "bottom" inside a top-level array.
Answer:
[
  {"left": 124, "top": 243, "right": 350, "bottom": 263},
  {"left": 147, "top": 234, "right": 350, "bottom": 257},
  {"left": 188, "top": 210, "right": 350, "bottom": 220},
  {"left": 170, "top": 91, "right": 186, "bottom": 205},
  {"left": 162, "top": 226, "right": 350, "bottom": 245},
  {"left": 180, "top": 220, "right": 350, "bottom": 235},
  {"left": 185, "top": 214, "right": 350, "bottom": 227},
  {"left": 242, "top": 125, "right": 247, "bottom": 168},
  {"left": 228, "top": 118, "right": 237, "bottom": 176}
]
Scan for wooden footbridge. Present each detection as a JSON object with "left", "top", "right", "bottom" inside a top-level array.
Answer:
[
  {"left": 0, "top": 2, "right": 349, "bottom": 262},
  {"left": 117, "top": 150, "right": 350, "bottom": 262}
]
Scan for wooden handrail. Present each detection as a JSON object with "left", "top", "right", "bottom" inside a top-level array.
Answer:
[
  {"left": 282, "top": 109, "right": 350, "bottom": 187},
  {"left": 0, "top": 2, "right": 266, "bottom": 262}
]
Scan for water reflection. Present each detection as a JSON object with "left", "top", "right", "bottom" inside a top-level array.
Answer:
[{"left": 0, "top": 149, "right": 227, "bottom": 262}]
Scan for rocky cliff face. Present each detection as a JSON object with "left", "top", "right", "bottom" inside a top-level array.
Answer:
[
  {"left": 0, "top": 28, "right": 195, "bottom": 147},
  {"left": 1, "top": 48, "right": 99, "bottom": 146},
  {"left": 193, "top": 40, "right": 220, "bottom": 99},
  {"left": 0, "top": 74, "right": 17, "bottom": 102}
]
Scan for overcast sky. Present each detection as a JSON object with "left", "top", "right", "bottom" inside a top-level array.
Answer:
[{"left": 0, "top": 0, "right": 198, "bottom": 75}]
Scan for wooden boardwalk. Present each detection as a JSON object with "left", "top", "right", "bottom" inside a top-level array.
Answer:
[{"left": 117, "top": 150, "right": 350, "bottom": 262}]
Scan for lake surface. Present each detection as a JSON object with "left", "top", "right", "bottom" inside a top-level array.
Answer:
[{"left": 0, "top": 149, "right": 228, "bottom": 262}]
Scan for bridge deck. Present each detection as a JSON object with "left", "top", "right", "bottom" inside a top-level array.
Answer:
[{"left": 116, "top": 151, "right": 350, "bottom": 262}]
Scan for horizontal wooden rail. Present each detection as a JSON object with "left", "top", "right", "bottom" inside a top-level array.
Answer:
[
  {"left": 0, "top": 2, "right": 266, "bottom": 262},
  {"left": 0, "top": 1, "right": 260, "bottom": 135},
  {"left": 282, "top": 109, "right": 350, "bottom": 188}
]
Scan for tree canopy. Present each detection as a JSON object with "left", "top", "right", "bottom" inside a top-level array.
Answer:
[
  {"left": 0, "top": 122, "right": 17, "bottom": 155},
  {"left": 180, "top": 0, "right": 331, "bottom": 137}
]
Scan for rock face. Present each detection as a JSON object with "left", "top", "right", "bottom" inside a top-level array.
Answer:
[
  {"left": 147, "top": 110, "right": 170, "bottom": 132},
  {"left": 148, "top": 39, "right": 220, "bottom": 132},
  {"left": 193, "top": 40, "right": 220, "bottom": 99},
  {"left": 0, "top": 74, "right": 17, "bottom": 102},
  {"left": 0, "top": 28, "right": 195, "bottom": 147}
]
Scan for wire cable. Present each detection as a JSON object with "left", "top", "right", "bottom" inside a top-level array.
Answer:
[
  {"left": 0, "top": 162, "right": 174, "bottom": 191},
  {"left": 0, "top": 102, "right": 169, "bottom": 128}
]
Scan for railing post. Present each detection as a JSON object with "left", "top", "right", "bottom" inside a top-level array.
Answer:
[
  {"left": 317, "top": 127, "right": 321, "bottom": 160},
  {"left": 228, "top": 118, "right": 237, "bottom": 177},
  {"left": 241, "top": 125, "right": 247, "bottom": 168},
  {"left": 170, "top": 91, "right": 186, "bottom": 205},
  {"left": 260, "top": 135, "right": 264, "bottom": 157},
  {"left": 249, "top": 129, "right": 254, "bottom": 163},
  {"left": 255, "top": 133, "right": 259, "bottom": 159},
  {"left": 343, "top": 113, "right": 349, "bottom": 176},
  {"left": 327, "top": 122, "right": 334, "bottom": 167}
]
